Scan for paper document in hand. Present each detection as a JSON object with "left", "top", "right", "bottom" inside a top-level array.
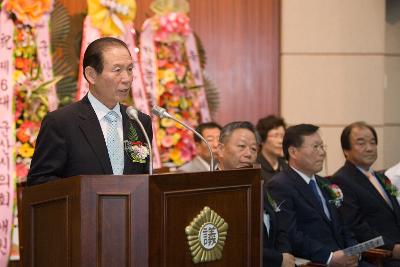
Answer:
[
  {"left": 343, "top": 236, "right": 384, "bottom": 256},
  {"left": 294, "top": 257, "right": 311, "bottom": 266}
]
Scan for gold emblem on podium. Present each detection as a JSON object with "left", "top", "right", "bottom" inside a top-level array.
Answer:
[{"left": 185, "top": 206, "right": 228, "bottom": 264}]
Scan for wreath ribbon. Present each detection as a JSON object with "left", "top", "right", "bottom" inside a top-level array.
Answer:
[
  {"left": 140, "top": 15, "right": 210, "bottom": 166},
  {"left": 0, "top": 6, "right": 16, "bottom": 266}
]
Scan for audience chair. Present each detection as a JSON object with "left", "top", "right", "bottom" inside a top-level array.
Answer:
[{"left": 362, "top": 248, "right": 392, "bottom": 267}]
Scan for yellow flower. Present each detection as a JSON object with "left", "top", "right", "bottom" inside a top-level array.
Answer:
[
  {"left": 173, "top": 114, "right": 184, "bottom": 129},
  {"left": 157, "top": 84, "right": 165, "bottom": 97},
  {"left": 13, "top": 70, "right": 25, "bottom": 83},
  {"left": 160, "top": 118, "right": 175, "bottom": 128},
  {"left": 179, "top": 97, "right": 188, "bottom": 109},
  {"left": 88, "top": 0, "right": 136, "bottom": 36},
  {"left": 158, "top": 69, "right": 176, "bottom": 83},
  {"left": 171, "top": 132, "right": 181, "bottom": 145},
  {"left": 6, "top": 0, "right": 53, "bottom": 26},
  {"left": 150, "top": 0, "right": 189, "bottom": 15},
  {"left": 170, "top": 148, "right": 183, "bottom": 165},
  {"left": 169, "top": 98, "right": 179, "bottom": 107},
  {"left": 157, "top": 128, "right": 166, "bottom": 139},
  {"left": 156, "top": 128, "right": 166, "bottom": 146},
  {"left": 18, "top": 143, "right": 34, "bottom": 158}
]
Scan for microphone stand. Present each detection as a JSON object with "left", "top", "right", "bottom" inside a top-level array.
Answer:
[{"left": 126, "top": 107, "right": 153, "bottom": 175}]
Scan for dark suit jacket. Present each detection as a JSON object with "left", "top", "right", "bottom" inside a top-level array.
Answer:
[
  {"left": 332, "top": 160, "right": 400, "bottom": 250},
  {"left": 263, "top": 184, "right": 292, "bottom": 267},
  {"left": 267, "top": 166, "right": 357, "bottom": 264},
  {"left": 27, "top": 95, "right": 153, "bottom": 185}
]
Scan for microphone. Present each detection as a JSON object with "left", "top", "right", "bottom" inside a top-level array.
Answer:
[
  {"left": 126, "top": 106, "right": 153, "bottom": 175},
  {"left": 151, "top": 106, "right": 215, "bottom": 171}
]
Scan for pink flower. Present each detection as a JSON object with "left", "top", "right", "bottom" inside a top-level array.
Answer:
[
  {"left": 159, "top": 16, "right": 167, "bottom": 27},
  {"left": 175, "top": 64, "right": 186, "bottom": 80},
  {"left": 161, "top": 135, "right": 174, "bottom": 148},
  {"left": 166, "top": 127, "right": 177, "bottom": 135},
  {"left": 158, "top": 59, "right": 168, "bottom": 67},
  {"left": 168, "top": 13, "right": 177, "bottom": 22},
  {"left": 180, "top": 147, "right": 192, "bottom": 162},
  {"left": 16, "top": 163, "right": 28, "bottom": 178},
  {"left": 155, "top": 31, "right": 168, "bottom": 42}
]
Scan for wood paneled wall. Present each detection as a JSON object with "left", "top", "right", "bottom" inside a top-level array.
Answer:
[{"left": 59, "top": 0, "right": 280, "bottom": 125}]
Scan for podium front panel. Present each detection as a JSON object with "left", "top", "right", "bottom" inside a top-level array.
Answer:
[
  {"left": 21, "top": 178, "right": 81, "bottom": 267},
  {"left": 22, "top": 175, "right": 149, "bottom": 267},
  {"left": 21, "top": 170, "right": 261, "bottom": 267},
  {"left": 149, "top": 168, "right": 261, "bottom": 267},
  {"left": 80, "top": 175, "right": 149, "bottom": 267}
]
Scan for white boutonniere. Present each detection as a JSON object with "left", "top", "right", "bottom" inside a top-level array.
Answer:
[{"left": 267, "top": 192, "right": 285, "bottom": 212}]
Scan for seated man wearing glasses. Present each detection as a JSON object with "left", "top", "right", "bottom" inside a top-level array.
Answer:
[{"left": 267, "top": 124, "right": 373, "bottom": 267}]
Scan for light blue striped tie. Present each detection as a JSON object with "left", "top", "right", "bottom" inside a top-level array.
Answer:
[{"left": 105, "top": 111, "right": 124, "bottom": 175}]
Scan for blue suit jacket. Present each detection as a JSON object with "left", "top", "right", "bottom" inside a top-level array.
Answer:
[{"left": 267, "top": 166, "right": 357, "bottom": 264}]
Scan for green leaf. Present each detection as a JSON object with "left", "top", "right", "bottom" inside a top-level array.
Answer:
[{"left": 128, "top": 123, "right": 139, "bottom": 141}]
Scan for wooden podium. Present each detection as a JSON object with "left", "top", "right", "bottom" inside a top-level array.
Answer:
[{"left": 21, "top": 168, "right": 262, "bottom": 266}]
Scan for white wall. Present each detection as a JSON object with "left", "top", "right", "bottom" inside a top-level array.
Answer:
[{"left": 281, "top": 0, "right": 399, "bottom": 175}]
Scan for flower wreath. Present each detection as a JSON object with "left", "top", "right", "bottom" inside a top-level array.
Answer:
[
  {"left": 124, "top": 123, "right": 150, "bottom": 163},
  {"left": 375, "top": 172, "right": 399, "bottom": 197},
  {"left": 317, "top": 179, "right": 344, "bottom": 208}
]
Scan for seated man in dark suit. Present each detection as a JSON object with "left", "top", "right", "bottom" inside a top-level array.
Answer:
[
  {"left": 217, "top": 121, "right": 295, "bottom": 267},
  {"left": 28, "top": 37, "right": 152, "bottom": 185},
  {"left": 267, "top": 124, "right": 371, "bottom": 267},
  {"left": 178, "top": 122, "right": 221, "bottom": 172},
  {"left": 332, "top": 121, "right": 400, "bottom": 267}
]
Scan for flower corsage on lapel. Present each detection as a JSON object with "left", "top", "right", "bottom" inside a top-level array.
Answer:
[
  {"left": 318, "top": 180, "right": 344, "bottom": 208},
  {"left": 124, "top": 123, "right": 150, "bottom": 164},
  {"left": 375, "top": 172, "right": 399, "bottom": 197},
  {"left": 266, "top": 192, "right": 284, "bottom": 212}
]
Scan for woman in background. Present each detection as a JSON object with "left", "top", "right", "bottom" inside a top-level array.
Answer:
[{"left": 256, "top": 115, "right": 287, "bottom": 183}]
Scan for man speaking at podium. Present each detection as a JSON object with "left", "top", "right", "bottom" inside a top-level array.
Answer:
[{"left": 27, "top": 37, "right": 152, "bottom": 186}]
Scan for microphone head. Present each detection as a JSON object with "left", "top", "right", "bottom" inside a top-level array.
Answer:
[
  {"left": 151, "top": 106, "right": 169, "bottom": 119},
  {"left": 126, "top": 106, "right": 139, "bottom": 120}
]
